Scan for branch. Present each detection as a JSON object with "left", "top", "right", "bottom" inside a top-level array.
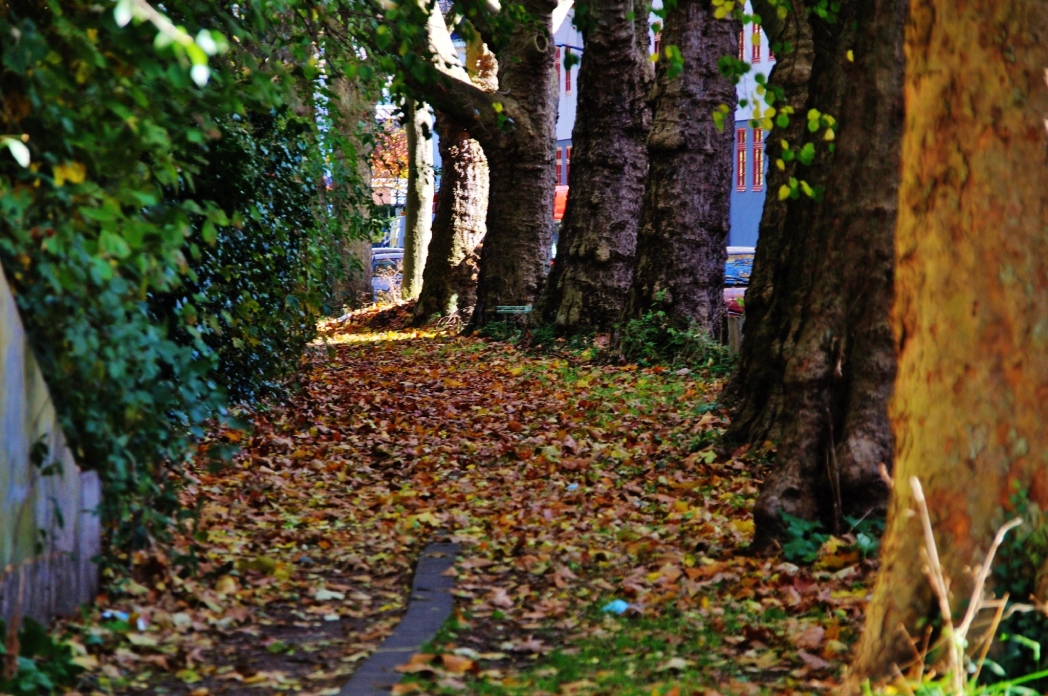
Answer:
[
  {"left": 409, "top": 0, "right": 521, "bottom": 146},
  {"left": 748, "top": 0, "right": 786, "bottom": 46}
]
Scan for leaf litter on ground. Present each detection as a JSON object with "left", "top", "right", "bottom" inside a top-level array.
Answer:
[{"left": 56, "top": 305, "right": 878, "bottom": 695}]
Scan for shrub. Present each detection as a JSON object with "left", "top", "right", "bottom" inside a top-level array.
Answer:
[
  {"left": 0, "top": 618, "right": 83, "bottom": 695},
  {"left": 0, "top": 0, "right": 371, "bottom": 560},
  {"left": 618, "top": 294, "right": 733, "bottom": 372}
]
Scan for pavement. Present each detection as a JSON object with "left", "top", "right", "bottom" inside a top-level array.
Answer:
[{"left": 338, "top": 541, "right": 460, "bottom": 696}]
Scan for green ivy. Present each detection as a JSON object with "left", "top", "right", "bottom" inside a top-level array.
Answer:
[
  {"left": 0, "top": 618, "right": 84, "bottom": 695},
  {"left": 0, "top": 0, "right": 374, "bottom": 566}
]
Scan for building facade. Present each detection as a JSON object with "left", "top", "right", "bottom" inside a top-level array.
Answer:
[{"left": 551, "top": 8, "right": 773, "bottom": 247}]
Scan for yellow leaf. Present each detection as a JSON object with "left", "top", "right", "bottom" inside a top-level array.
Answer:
[
  {"left": 53, "top": 161, "right": 86, "bottom": 187},
  {"left": 778, "top": 184, "right": 791, "bottom": 201},
  {"left": 846, "top": 49, "right": 854, "bottom": 62},
  {"left": 824, "top": 128, "right": 836, "bottom": 141},
  {"left": 126, "top": 632, "right": 160, "bottom": 647},
  {"left": 214, "top": 575, "right": 238, "bottom": 595},
  {"left": 731, "top": 519, "right": 755, "bottom": 535},
  {"left": 71, "top": 654, "right": 100, "bottom": 670}
]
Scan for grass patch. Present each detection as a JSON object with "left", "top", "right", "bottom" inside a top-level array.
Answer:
[{"left": 405, "top": 611, "right": 770, "bottom": 696}]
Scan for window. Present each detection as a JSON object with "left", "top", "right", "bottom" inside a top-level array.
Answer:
[
  {"left": 566, "top": 147, "right": 572, "bottom": 182},
  {"left": 738, "top": 30, "right": 745, "bottom": 61},
  {"left": 752, "top": 25, "right": 761, "bottom": 63},
  {"left": 564, "top": 48, "right": 572, "bottom": 93},
  {"left": 736, "top": 129, "right": 747, "bottom": 191},
  {"left": 555, "top": 48, "right": 562, "bottom": 91},
  {"left": 556, "top": 147, "right": 563, "bottom": 183},
  {"left": 753, "top": 128, "right": 764, "bottom": 191},
  {"left": 654, "top": 32, "right": 661, "bottom": 58}
]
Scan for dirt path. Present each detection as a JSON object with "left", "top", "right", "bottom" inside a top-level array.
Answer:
[{"left": 70, "top": 315, "right": 876, "bottom": 696}]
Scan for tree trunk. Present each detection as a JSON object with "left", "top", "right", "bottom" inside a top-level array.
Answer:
[
  {"left": 392, "top": 0, "right": 560, "bottom": 330},
  {"left": 402, "top": 100, "right": 435, "bottom": 300},
  {"left": 844, "top": 0, "right": 1048, "bottom": 688},
  {"left": 722, "top": 10, "right": 813, "bottom": 440},
  {"left": 467, "top": 11, "right": 560, "bottom": 329},
  {"left": 619, "top": 0, "right": 736, "bottom": 337},
  {"left": 532, "top": 0, "right": 653, "bottom": 333},
  {"left": 725, "top": 0, "right": 905, "bottom": 548},
  {"left": 412, "top": 112, "right": 488, "bottom": 324}
]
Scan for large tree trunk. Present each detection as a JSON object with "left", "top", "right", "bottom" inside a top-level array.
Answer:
[
  {"left": 844, "top": 0, "right": 1048, "bottom": 689},
  {"left": 402, "top": 100, "right": 435, "bottom": 300},
  {"left": 532, "top": 0, "right": 653, "bottom": 333},
  {"left": 725, "top": 0, "right": 905, "bottom": 548},
  {"left": 412, "top": 112, "right": 488, "bottom": 323},
  {"left": 467, "top": 11, "right": 560, "bottom": 329},
  {"left": 413, "top": 35, "right": 496, "bottom": 325},
  {"left": 619, "top": 0, "right": 736, "bottom": 337},
  {"left": 722, "top": 11, "right": 813, "bottom": 438}
]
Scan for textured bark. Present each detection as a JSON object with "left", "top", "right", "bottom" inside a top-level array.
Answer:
[
  {"left": 725, "top": 0, "right": 905, "bottom": 548},
  {"left": 620, "top": 0, "right": 736, "bottom": 337},
  {"left": 413, "top": 113, "right": 489, "bottom": 323},
  {"left": 404, "top": 0, "right": 560, "bottom": 330},
  {"left": 723, "top": 11, "right": 813, "bottom": 439},
  {"left": 402, "top": 100, "right": 435, "bottom": 300},
  {"left": 532, "top": 0, "right": 653, "bottom": 333},
  {"left": 467, "top": 11, "right": 560, "bottom": 329},
  {"left": 844, "top": 0, "right": 1048, "bottom": 688}
]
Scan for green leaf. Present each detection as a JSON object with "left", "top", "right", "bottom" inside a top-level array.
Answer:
[
  {"left": 202, "top": 220, "right": 218, "bottom": 245},
  {"left": 98, "top": 230, "right": 132, "bottom": 259}
]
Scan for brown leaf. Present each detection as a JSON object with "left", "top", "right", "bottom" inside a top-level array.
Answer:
[
  {"left": 440, "top": 653, "right": 475, "bottom": 674},
  {"left": 798, "top": 649, "right": 832, "bottom": 671},
  {"left": 793, "top": 625, "right": 825, "bottom": 651}
]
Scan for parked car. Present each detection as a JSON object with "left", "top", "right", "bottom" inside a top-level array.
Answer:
[{"left": 371, "top": 247, "right": 404, "bottom": 301}]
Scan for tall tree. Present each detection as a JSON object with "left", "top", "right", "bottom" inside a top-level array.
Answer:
[
  {"left": 402, "top": 100, "right": 435, "bottom": 300},
  {"left": 619, "top": 0, "right": 736, "bottom": 337},
  {"left": 533, "top": 0, "right": 653, "bottom": 333},
  {"left": 726, "top": 0, "right": 905, "bottom": 548},
  {"left": 385, "top": 0, "right": 561, "bottom": 329},
  {"left": 335, "top": 0, "right": 560, "bottom": 325},
  {"left": 844, "top": 0, "right": 1048, "bottom": 688},
  {"left": 413, "top": 41, "right": 497, "bottom": 324},
  {"left": 464, "top": 5, "right": 561, "bottom": 328}
]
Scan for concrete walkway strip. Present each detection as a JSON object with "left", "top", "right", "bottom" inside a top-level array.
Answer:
[{"left": 338, "top": 541, "right": 460, "bottom": 696}]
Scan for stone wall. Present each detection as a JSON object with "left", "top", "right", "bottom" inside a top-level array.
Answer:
[{"left": 0, "top": 266, "right": 100, "bottom": 624}]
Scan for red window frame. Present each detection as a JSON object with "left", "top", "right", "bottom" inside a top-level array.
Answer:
[
  {"left": 736, "top": 129, "right": 747, "bottom": 191},
  {"left": 752, "top": 25, "right": 761, "bottom": 63},
  {"left": 752, "top": 128, "right": 764, "bottom": 191},
  {"left": 566, "top": 146, "right": 572, "bottom": 182},
  {"left": 556, "top": 147, "right": 563, "bottom": 183},
  {"left": 738, "top": 30, "right": 745, "bottom": 61},
  {"left": 555, "top": 48, "right": 562, "bottom": 91}
]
